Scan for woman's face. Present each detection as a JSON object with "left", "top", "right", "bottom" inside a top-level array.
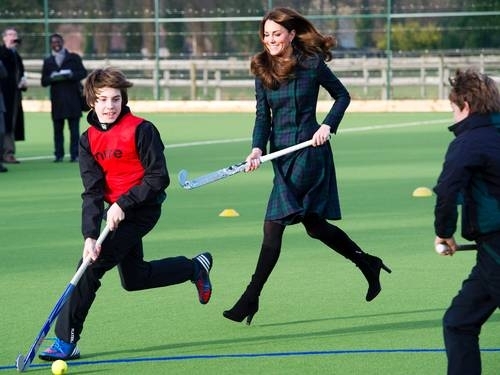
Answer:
[
  {"left": 94, "top": 87, "right": 122, "bottom": 124},
  {"left": 262, "top": 20, "right": 295, "bottom": 57}
]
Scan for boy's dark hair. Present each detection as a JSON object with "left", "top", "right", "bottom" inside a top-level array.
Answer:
[
  {"left": 83, "top": 67, "right": 133, "bottom": 109},
  {"left": 449, "top": 68, "right": 500, "bottom": 114}
]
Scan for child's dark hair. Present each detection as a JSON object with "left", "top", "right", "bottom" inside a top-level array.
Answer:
[
  {"left": 448, "top": 68, "right": 500, "bottom": 114},
  {"left": 83, "top": 67, "right": 133, "bottom": 109}
]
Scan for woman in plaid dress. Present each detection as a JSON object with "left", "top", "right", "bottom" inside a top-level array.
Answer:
[{"left": 223, "top": 7, "right": 391, "bottom": 325}]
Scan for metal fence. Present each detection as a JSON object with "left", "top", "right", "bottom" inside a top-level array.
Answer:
[
  {"left": 23, "top": 53, "right": 500, "bottom": 101},
  {"left": 4, "top": 2, "right": 500, "bottom": 100}
]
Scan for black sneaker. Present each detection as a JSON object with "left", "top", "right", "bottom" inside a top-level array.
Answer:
[{"left": 192, "top": 252, "right": 213, "bottom": 304}]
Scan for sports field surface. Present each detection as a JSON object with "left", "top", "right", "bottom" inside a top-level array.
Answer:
[{"left": 1, "top": 111, "right": 498, "bottom": 374}]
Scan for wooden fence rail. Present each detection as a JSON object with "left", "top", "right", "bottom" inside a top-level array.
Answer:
[{"left": 23, "top": 55, "right": 500, "bottom": 100}]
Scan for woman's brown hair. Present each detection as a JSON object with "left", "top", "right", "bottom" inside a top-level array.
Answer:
[{"left": 250, "top": 7, "right": 337, "bottom": 90}]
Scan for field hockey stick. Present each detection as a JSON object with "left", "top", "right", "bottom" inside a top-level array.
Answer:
[
  {"left": 178, "top": 139, "right": 315, "bottom": 190},
  {"left": 16, "top": 226, "right": 110, "bottom": 372},
  {"left": 435, "top": 243, "right": 477, "bottom": 254}
]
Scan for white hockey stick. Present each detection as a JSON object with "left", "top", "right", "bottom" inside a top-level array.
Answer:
[{"left": 178, "top": 139, "right": 315, "bottom": 190}]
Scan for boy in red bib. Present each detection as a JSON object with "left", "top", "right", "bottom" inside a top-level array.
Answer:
[{"left": 39, "top": 67, "right": 213, "bottom": 361}]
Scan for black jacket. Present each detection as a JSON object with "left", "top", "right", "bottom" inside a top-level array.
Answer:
[
  {"left": 78, "top": 107, "right": 169, "bottom": 239},
  {"left": 434, "top": 113, "right": 500, "bottom": 240},
  {"left": 0, "top": 44, "right": 25, "bottom": 139},
  {"left": 41, "top": 49, "right": 87, "bottom": 120}
]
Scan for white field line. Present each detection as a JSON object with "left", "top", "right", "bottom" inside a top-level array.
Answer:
[
  {"left": 166, "top": 118, "right": 450, "bottom": 148},
  {"left": 165, "top": 137, "right": 251, "bottom": 149},
  {"left": 338, "top": 118, "right": 449, "bottom": 133},
  {"left": 17, "top": 119, "right": 449, "bottom": 161}
]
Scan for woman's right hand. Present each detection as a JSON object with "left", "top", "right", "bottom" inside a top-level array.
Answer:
[{"left": 245, "top": 148, "right": 263, "bottom": 172}]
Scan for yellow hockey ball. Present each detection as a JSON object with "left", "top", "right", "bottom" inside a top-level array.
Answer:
[{"left": 51, "top": 359, "right": 68, "bottom": 375}]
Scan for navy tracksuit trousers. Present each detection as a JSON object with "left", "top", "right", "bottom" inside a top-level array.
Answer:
[
  {"left": 55, "top": 205, "right": 195, "bottom": 344},
  {"left": 443, "top": 245, "right": 500, "bottom": 375}
]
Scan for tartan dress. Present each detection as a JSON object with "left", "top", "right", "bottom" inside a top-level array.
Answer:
[{"left": 252, "top": 54, "right": 351, "bottom": 224}]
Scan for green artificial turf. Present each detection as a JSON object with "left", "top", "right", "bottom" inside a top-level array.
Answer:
[{"left": 1, "top": 111, "right": 498, "bottom": 374}]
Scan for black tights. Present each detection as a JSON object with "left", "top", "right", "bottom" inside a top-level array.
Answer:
[
  {"left": 247, "top": 215, "right": 363, "bottom": 298},
  {"left": 302, "top": 214, "right": 363, "bottom": 260}
]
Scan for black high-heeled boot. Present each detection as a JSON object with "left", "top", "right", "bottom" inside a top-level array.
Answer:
[
  {"left": 356, "top": 253, "right": 391, "bottom": 301},
  {"left": 223, "top": 292, "right": 259, "bottom": 325},
  {"left": 223, "top": 228, "right": 283, "bottom": 325}
]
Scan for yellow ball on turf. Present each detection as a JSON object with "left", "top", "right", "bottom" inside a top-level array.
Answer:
[{"left": 51, "top": 360, "right": 68, "bottom": 375}]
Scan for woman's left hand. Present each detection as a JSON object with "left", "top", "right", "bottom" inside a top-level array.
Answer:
[{"left": 312, "top": 124, "right": 331, "bottom": 146}]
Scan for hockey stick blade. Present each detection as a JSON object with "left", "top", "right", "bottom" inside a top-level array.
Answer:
[
  {"left": 178, "top": 139, "right": 314, "bottom": 190},
  {"left": 178, "top": 162, "right": 246, "bottom": 190},
  {"left": 178, "top": 169, "right": 191, "bottom": 189},
  {"left": 16, "top": 226, "right": 110, "bottom": 372}
]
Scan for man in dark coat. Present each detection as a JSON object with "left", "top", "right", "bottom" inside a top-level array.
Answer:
[
  {"left": 41, "top": 33, "right": 87, "bottom": 162},
  {"left": 0, "top": 60, "right": 8, "bottom": 172},
  {"left": 0, "top": 27, "right": 26, "bottom": 164}
]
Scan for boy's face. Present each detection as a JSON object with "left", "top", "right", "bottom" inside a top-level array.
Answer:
[
  {"left": 451, "top": 101, "right": 469, "bottom": 123},
  {"left": 94, "top": 87, "right": 122, "bottom": 124}
]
